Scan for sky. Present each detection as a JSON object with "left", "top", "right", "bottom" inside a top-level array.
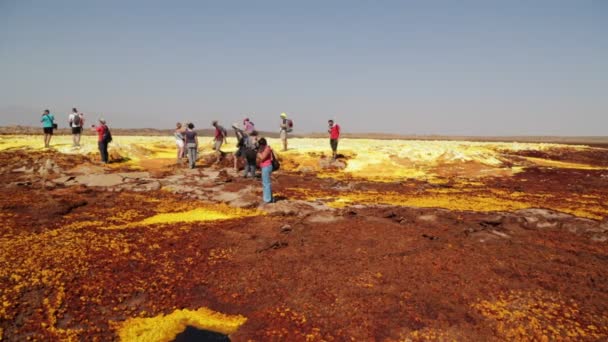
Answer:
[{"left": 0, "top": 0, "right": 606, "bottom": 135}]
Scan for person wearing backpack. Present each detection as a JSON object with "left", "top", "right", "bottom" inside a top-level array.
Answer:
[
  {"left": 328, "top": 119, "right": 341, "bottom": 160},
  {"left": 257, "top": 138, "right": 275, "bottom": 203},
  {"left": 184, "top": 123, "right": 199, "bottom": 169},
  {"left": 279, "top": 112, "right": 293, "bottom": 152},
  {"left": 40, "top": 109, "right": 55, "bottom": 148},
  {"left": 69, "top": 107, "right": 84, "bottom": 147},
  {"left": 91, "top": 118, "right": 111, "bottom": 164},
  {"left": 212, "top": 120, "right": 227, "bottom": 163},
  {"left": 232, "top": 122, "right": 246, "bottom": 172}
]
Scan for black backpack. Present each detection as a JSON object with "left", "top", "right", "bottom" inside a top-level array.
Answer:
[
  {"left": 73, "top": 114, "right": 81, "bottom": 126},
  {"left": 102, "top": 125, "right": 113, "bottom": 143},
  {"left": 271, "top": 150, "right": 280, "bottom": 171}
]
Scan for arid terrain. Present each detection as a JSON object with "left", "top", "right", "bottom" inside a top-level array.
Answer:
[{"left": 1, "top": 133, "right": 607, "bottom": 341}]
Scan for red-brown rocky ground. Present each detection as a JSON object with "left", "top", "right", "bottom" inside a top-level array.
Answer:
[{"left": 1, "top": 144, "right": 607, "bottom": 341}]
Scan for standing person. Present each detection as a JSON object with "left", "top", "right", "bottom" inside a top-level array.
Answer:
[
  {"left": 257, "top": 138, "right": 274, "bottom": 203},
  {"left": 242, "top": 131, "right": 259, "bottom": 178},
  {"left": 243, "top": 118, "right": 255, "bottom": 134},
  {"left": 184, "top": 123, "right": 199, "bottom": 169},
  {"left": 232, "top": 122, "right": 246, "bottom": 172},
  {"left": 40, "top": 109, "right": 55, "bottom": 148},
  {"left": 212, "top": 120, "right": 227, "bottom": 162},
  {"left": 328, "top": 119, "right": 341, "bottom": 160},
  {"left": 174, "top": 122, "right": 185, "bottom": 163},
  {"left": 91, "top": 118, "right": 111, "bottom": 164},
  {"left": 279, "top": 112, "right": 289, "bottom": 151},
  {"left": 69, "top": 108, "right": 84, "bottom": 147}
]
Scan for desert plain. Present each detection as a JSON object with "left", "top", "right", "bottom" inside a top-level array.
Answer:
[{"left": 1, "top": 133, "right": 607, "bottom": 341}]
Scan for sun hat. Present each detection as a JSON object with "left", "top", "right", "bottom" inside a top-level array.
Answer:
[{"left": 280, "top": 113, "right": 287, "bottom": 118}]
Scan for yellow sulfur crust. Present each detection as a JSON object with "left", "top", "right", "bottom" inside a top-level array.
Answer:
[{"left": 116, "top": 307, "right": 247, "bottom": 342}]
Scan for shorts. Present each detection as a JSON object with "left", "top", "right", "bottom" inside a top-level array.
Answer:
[
  {"left": 213, "top": 140, "right": 223, "bottom": 152},
  {"left": 176, "top": 139, "right": 184, "bottom": 148},
  {"left": 43, "top": 127, "right": 53, "bottom": 135},
  {"left": 280, "top": 130, "right": 287, "bottom": 141},
  {"left": 330, "top": 139, "right": 339, "bottom": 152},
  {"left": 72, "top": 127, "right": 82, "bottom": 135}
]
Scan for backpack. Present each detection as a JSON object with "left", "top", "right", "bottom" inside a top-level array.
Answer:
[
  {"left": 102, "top": 125, "right": 113, "bottom": 143},
  {"left": 221, "top": 126, "right": 228, "bottom": 138},
  {"left": 72, "top": 114, "right": 81, "bottom": 127},
  {"left": 286, "top": 119, "right": 293, "bottom": 133},
  {"left": 271, "top": 150, "right": 280, "bottom": 171}
]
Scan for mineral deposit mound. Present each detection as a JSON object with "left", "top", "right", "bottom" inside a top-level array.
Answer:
[{"left": 1, "top": 134, "right": 608, "bottom": 341}]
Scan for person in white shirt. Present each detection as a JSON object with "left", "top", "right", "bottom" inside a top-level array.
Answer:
[{"left": 68, "top": 107, "right": 84, "bottom": 147}]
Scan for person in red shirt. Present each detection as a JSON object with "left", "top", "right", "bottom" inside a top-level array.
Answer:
[
  {"left": 91, "top": 118, "right": 110, "bottom": 164},
  {"left": 328, "top": 119, "right": 341, "bottom": 160}
]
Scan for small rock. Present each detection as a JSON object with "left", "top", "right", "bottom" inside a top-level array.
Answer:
[
  {"left": 422, "top": 234, "right": 439, "bottom": 241},
  {"left": 537, "top": 221, "right": 559, "bottom": 229},
  {"left": 383, "top": 212, "right": 397, "bottom": 219},
  {"left": 345, "top": 210, "right": 358, "bottom": 216},
  {"left": 256, "top": 241, "right": 288, "bottom": 253},
  {"left": 12, "top": 166, "right": 33, "bottom": 173},
  {"left": 52, "top": 176, "right": 77, "bottom": 185},
  {"left": 480, "top": 215, "right": 504, "bottom": 226},
  {"left": 418, "top": 214, "right": 437, "bottom": 222},
  {"left": 524, "top": 216, "right": 539, "bottom": 224},
  {"left": 299, "top": 166, "right": 315, "bottom": 173},
  {"left": 491, "top": 230, "right": 510, "bottom": 239},
  {"left": 280, "top": 225, "right": 292, "bottom": 233}
]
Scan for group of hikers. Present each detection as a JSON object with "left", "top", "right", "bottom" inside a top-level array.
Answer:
[
  {"left": 40, "top": 108, "right": 113, "bottom": 163},
  {"left": 172, "top": 113, "right": 296, "bottom": 203},
  {"left": 40, "top": 109, "right": 341, "bottom": 203}
]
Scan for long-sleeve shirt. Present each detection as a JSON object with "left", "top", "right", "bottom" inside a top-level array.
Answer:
[{"left": 329, "top": 124, "right": 340, "bottom": 139}]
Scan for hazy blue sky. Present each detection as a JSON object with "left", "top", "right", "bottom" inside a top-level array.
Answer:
[{"left": 0, "top": 0, "right": 606, "bottom": 135}]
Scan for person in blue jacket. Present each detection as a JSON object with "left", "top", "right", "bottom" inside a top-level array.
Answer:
[{"left": 40, "top": 109, "right": 55, "bottom": 148}]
